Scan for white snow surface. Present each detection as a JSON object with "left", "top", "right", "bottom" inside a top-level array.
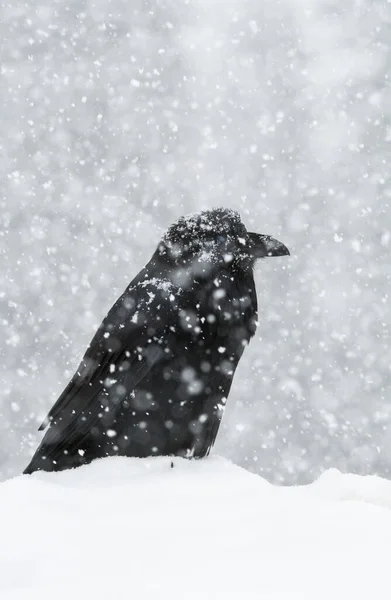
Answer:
[{"left": 1, "top": 456, "right": 391, "bottom": 600}]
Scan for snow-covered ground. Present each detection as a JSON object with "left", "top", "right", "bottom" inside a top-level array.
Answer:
[{"left": 1, "top": 457, "right": 391, "bottom": 599}]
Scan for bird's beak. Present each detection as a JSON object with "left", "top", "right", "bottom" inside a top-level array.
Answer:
[{"left": 247, "top": 232, "right": 290, "bottom": 258}]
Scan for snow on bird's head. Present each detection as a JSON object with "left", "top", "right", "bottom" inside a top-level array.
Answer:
[
  {"left": 162, "top": 208, "right": 248, "bottom": 261},
  {"left": 154, "top": 208, "right": 256, "bottom": 287},
  {"left": 165, "top": 208, "right": 244, "bottom": 242}
]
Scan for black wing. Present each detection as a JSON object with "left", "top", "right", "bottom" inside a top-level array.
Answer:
[{"left": 24, "top": 276, "right": 179, "bottom": 473}]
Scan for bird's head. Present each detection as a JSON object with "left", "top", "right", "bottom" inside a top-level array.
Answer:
[{"left": 155, "top": 208, "right": 289, "bottom": 283}]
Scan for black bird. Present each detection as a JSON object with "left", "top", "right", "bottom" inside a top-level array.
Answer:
[{"left": 24, "top": 208, "right": 289, "bottom": 474}]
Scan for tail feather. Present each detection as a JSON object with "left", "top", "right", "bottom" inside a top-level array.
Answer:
[{"left": 23, "top": 438, "right": 98, "bottom": 474}]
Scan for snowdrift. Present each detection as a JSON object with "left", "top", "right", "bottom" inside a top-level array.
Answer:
[{"left": 1, "top": 456, "right": 391, "bottom": 599}]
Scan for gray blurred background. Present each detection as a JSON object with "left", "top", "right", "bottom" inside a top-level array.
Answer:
[{"left": 1, "top": 0, "right": 390, "bottom": 484}]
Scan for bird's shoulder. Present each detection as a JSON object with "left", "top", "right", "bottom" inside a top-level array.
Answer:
[
  {"left": 87, "top": 271, "right": 182, "bottom": 350},
  {"left": 38, "top": 273, "right": 183, "bottom": 431}
]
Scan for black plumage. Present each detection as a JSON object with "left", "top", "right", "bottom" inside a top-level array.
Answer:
[{"left": 24, "top": 208, "right": 289, "bottom": 474}]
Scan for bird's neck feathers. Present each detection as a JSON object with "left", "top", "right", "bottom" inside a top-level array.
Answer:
[
  {"left": 137, "top": 248, "right": 258, "bottom": 338},
  {"left": 147, "top": 245, "right": 255, "bottom": 291}
]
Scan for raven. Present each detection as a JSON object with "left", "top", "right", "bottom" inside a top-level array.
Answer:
[{"left": 24, "top": 208, "right": 289, "bottom": 474}]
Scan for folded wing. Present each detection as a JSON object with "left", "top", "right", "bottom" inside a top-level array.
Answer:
[{"left": 24, "top": 277, "right": 178, "bottom": 473}]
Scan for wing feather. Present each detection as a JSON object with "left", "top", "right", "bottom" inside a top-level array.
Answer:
[{"left": 25, "top": 276, "right": 179, "bottom": 471}]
